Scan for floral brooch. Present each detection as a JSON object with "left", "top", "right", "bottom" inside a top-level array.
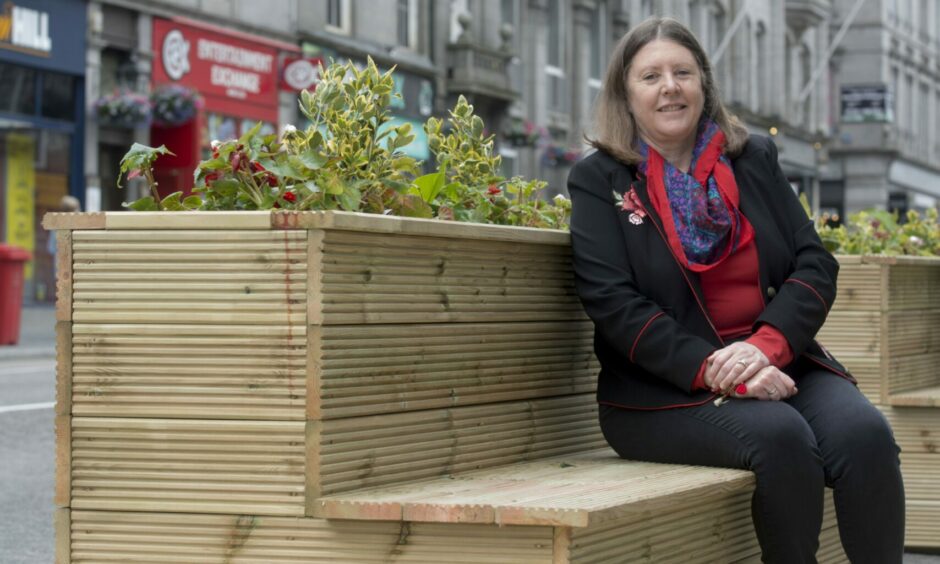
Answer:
[{"left": 613, "top": 187, "right": 647, "bottom": 225}]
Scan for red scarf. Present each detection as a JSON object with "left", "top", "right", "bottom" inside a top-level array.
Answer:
[{"left": 644, "top": 128, "right": 754, "bottom": 272}]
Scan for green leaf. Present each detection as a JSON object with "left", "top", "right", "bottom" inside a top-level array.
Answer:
[
  {"left": 336, "top": 184, "right": 362, "bottom": 211},
  {"left": 183, "top": 195, "right": 203, "bottom": 209},
  {"left": 160, "top": 191, "right": 185, "bottom": 211},
  {"left": 124, "top": 196, "right": 158, "bottom": 211},
  {"left": 411, "top": 171, "right": 445, "bottom": 203},
  {"left": 291, "top": 152, "right": 328, "bottom": 171},
  {"left": 238, "top": 122, "right": 263, "bottom": 145},
  {"left": 118, "top": 143, "right": 175, "bottom": 188},
  {"left": 209, "top": 179, "right": 240, "bottom": 197},
  {"left": 324, "top": 175, "right": 345, "bottom": 195},
  {"left": 394, "top": 194, "right": 434, "bottom": 218}
]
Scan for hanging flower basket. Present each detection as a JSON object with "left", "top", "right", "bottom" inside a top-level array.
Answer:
[
  {"left": 150, "top": 84, "right": 203, "bottom": 127},
  {"left": 94, "top": 90, "right": 151, "bottom": 128},
  {"left": 501, "top": 117, "right": 541, "bottom": 147},
  {"left": 541, "top": 143, "right": 581, "bottom": 168}
]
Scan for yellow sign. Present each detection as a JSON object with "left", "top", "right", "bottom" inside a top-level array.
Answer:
[{"left": 6, "top": 132, "right": 35, "bottom": 279}]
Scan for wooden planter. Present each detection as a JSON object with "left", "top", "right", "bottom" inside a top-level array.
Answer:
[
  {"left": 45, "top": 210, "right": 611, "bottom": 561},
  {"left": 818, "top": 254, "right": 940, "bottom": 548}
]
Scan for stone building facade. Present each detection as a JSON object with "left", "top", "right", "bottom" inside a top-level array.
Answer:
[{"left": 80, "top": 0, "right": 937, "bottom": 218}]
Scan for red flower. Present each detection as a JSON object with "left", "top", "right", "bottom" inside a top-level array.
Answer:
[
  {"left": 283, "top": 191, "right": 296, "bottom": 203},
  {"left": 619, "top": 187, "right": 647, "bottom": 218},
  {"left": 487, "top": 184, "right": 501, "bottom": 196},
  {"left": 203, "top": 171, "right": 222, "bottom": 186},
  {"left": 250, "top": 161, "right": 265, "bottom": 173}
]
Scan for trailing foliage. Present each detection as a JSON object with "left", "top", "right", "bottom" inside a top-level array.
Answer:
[
  {"left": 118, "top": 58, "right": 570, "bottom": 229},
  {"left": 800, "top": 194, "right": 939, "bottom": 256}
]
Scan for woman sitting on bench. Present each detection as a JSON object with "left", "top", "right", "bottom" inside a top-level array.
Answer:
[{"left": 568, "top": 16, "right": 904, "bottom": 564}]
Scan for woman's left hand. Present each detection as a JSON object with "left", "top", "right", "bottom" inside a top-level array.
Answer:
[{"left": 704, "top": 342, "right": 770, "bottom": 394}]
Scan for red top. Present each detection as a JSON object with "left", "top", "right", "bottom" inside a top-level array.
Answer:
[
  {"left": 642, "top": 182, "right": 793, "bottom": 391},
  {"left": 690, "top": 237, "right": 793, "bottom": 389}
]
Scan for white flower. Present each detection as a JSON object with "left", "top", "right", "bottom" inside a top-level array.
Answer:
[
  {"left": 210, "top": 139, "right": 221, "bottom": 150},
  {"left": 909, "top": 235, "right": 924, "bottom": 247},
  {"left": 283, "top": 124, "right": 297, "bottom": 134},
  {"left": 553, "top": 194, "right": 569, "bottom": 202}
]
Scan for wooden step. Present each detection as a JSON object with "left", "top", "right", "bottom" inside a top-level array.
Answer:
[
  {"left": 313, "top": 449, "right": 754, "bottom": 527},
  {"left": 889, "top": 385, "right": 940, "bottom": 408},
  {"left": 57, "top": 490, "right": 848, "bottom": 563}
]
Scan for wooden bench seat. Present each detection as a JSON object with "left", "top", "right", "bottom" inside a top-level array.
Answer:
[
  {"left": 889, "top": 384, "right": 940, "bottom": 407},
  {"left": 314, "top": 449, "right": 754, "bottom": 527}
]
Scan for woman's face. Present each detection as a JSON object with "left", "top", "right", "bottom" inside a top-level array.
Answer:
[{"left": 626, "top": 39, "right": 705, "bottom": 148}]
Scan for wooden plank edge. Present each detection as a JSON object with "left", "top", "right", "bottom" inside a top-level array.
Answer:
[
  {"left": 55, "top": 322, "right": 72, "bottom": 416},
  {"left": 55, "top": 414, "right": 71, "bottom": 507},
  {"left": 54, "top": 507, "right": 70, "bottom": 564},
  {"left": 43, "top": 212, "right": 105, "bottom": 231},
  {"left": 304, "top": 420, "right": 321, "bottom": 516},
  {"left": 273, "top": 211, "right": 571, "bottom": 245},
  {"left": 105, "top": 211, "right": 272, "bottom": 229},
  {"left": 553, "top": 526, "right": 572, "bottom": 564},
  {"left": 55, "top": 231, "right": 72, "bottom": 321}
]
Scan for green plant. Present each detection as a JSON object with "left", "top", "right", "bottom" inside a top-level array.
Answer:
[
  {"left": 188, "top": 57, "right": 424, "bottom": 214},
  {"left": 418, "top": 95, "right": 569, "bottom": 228},
  {"left": 118, "top": 59, "right": 570, "bottom": 230},
  {"left": 117, "top": 143, "right": 201, "bottom": 211},
  {"left": 813, "top": 205, "right": 939, "bottom": 257}
]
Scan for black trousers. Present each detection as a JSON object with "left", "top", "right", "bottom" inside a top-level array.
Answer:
[{"left": 599, "top": 363, "right": 905, "bottom": 564}]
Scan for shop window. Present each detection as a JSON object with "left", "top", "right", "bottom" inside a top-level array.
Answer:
[
  {"left": 0, "top": 62, "right": 37, "bottom": 116},
  {"left": 41, "top": 72, "right": 76, "bottom": 121}
]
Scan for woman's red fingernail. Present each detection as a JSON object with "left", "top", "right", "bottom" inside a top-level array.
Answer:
[{"left": 735, "top": 383, "right": 748, "bottom": 395}]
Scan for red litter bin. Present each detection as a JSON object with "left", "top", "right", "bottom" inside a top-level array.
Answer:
[{"left": 0, "top": 244, "right": 32, "bottom": 345}]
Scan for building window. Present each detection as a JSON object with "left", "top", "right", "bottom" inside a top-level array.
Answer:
[
  {"left": 588, "top": 2, "right": 607, "bottom": 104},
  {"left": 0, "top": 62, "right": 37, "bottom": 116},
  {"left": 546, "top": 0, "right": 567, "bottom": 112},
  {"left": 397, "top": 0, "right": 419, "bottom": 49},
  {"left": 756, "top": 22, "right": 768, "bottom": 113},
  {"left": 326, "top": 0, "right": 351, "bottom": 35}
]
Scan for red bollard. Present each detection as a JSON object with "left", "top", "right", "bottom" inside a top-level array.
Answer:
[{"left": 0, "top": 244, "right": 32, "bottom": 345}]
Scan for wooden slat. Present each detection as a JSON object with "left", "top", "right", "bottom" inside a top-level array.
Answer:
[
  {"left": 43, "top": 212, "right": 105, "bottom": 231},
  {"left": 70, "top": 324, "right": 306, "bottom": 420},
  {"left": 312, "top": 321, "right": 598, "bottom": 419},
  {"left": 308, "top": 394, "right": 606, "bottom": 500},
  {"left": 105, "top": 211, "right": 272, "bottom": 229},
  {"left": 906, "top": 501, "right": 940, "bottom": 548},
  {"left": 564, "top": 488, "right": 845, "bottom": 563},
  {"left": 887, "top": 263, "right": 940, "bottom": 311},
  {"left": 56, "top": 321, "right": 72, "bottom": 416},
  {"left": 888, "top": 353, "right": 940, "bottom": 395},
  {"left": 55, "top": 508, "right": 70, "bottom": 564},
  {"left": 829, "top": 262, "right": 885, "bottom": 312},
  {"left": 316, "top": 230, "right": 583, "bottom": 325},
  {"left": 314, "top": 449, "right": 754, "bottom": 527},
  {"left": 889, "top": 385, "right": 940, "bottom": 407},
  {"left": 67, "top": 510, "right": 554, "bottom": 563},
  {"left": 71, "top": 230, "right": 306, "bottom": 325},
  {"left": 55, "top": 415, "right": 71, "bottom": 508},
  {"left": 55, "top": 230, "right": 72, "bottom": 321},
  {"left": 69, "top": 418, "right": 306, "bottom": 516},
  {"left": 273, "top": 210, "right": 571, "bottom": 245}
]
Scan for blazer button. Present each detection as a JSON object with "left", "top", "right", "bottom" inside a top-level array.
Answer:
[{"left": 767, "top": 286, "right": 777, "bottom": 298}]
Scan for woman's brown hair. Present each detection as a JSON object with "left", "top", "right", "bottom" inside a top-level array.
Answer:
[{"left": 587, "top": 16, "right": 749, "bottom": 164}]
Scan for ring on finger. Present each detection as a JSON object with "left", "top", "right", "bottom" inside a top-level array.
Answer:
[
  {"left": 735, "top": 360, "right": 749, "bottom": 369},
  {"left": 765, "top": 386, "right": 778, "bottom": 396}
]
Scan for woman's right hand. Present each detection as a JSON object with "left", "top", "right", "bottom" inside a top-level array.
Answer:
[{"left": 738, "top": 366, "right": 798, "bottom": 401}]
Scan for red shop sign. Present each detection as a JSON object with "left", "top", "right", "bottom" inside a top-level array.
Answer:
[{"left": 152, "top": 17, "right": 280, "bottom": 122}]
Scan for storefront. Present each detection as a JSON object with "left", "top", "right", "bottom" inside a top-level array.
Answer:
[
  {"left": 149, "top": 17, "right": 298, "bottom": 196},
  {"left": 0, "top": 0, "right": 86, "bottom": 303}
]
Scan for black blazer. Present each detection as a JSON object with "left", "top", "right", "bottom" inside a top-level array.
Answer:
[{"left": 568, "top": 135, "right": 854, "bottom": 409}]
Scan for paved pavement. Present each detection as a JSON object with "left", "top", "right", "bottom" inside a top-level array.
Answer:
[{"left": 0, "top": 305, "right": 938, "bottom": 562}]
